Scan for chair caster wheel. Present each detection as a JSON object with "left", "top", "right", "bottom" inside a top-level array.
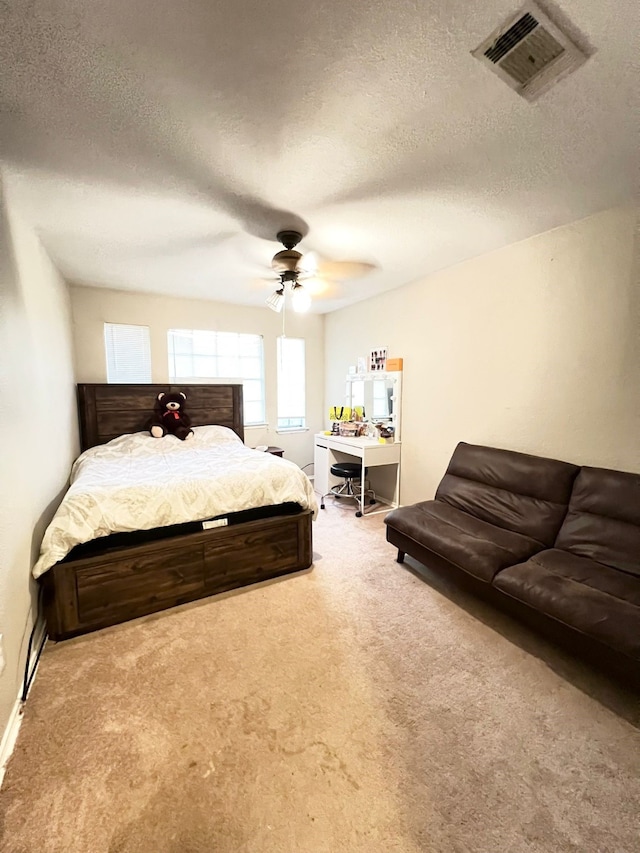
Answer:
[
  {"left": 335, "top": 495, "right": 341, "bottom": 500},
  {"left": 320, "top": 503, "right": 325, "bottom": 510},
  {"left": 370, "top": 499, "right": 377, "bottom": 505},
  {"left": 355, "top": 511, "right": 363, "bottom": 518}
]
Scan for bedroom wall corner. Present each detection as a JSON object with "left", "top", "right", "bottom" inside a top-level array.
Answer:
[
  {"left": 0, "top": 172, "right": 79, "bottom": 746},
  {"left": 324, "top": 205, "right": 640, "bottom": 506}
]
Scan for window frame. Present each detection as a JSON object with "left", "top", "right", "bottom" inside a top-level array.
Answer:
[
  {"left": 276, "top": 335, "right": 306, "bottom": 432},
  {"left": 167, "top": 328, "right": 266, "bottom": 426}
]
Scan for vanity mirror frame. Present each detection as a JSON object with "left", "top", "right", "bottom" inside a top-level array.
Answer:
[{"left": 345, "top": 371, "right": 403, "bottom": 441}]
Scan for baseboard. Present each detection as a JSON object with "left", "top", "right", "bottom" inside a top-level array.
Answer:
[
  {"left": 0, "top": 616, "right": 47, "bottom": 789},
  {"left": 0, "top": 696, "right": 25, "bottom": 788}
]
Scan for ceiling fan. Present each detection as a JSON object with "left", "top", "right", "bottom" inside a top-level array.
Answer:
[{"left": 263, "top": 230, "right": 375, "bottom": 313}]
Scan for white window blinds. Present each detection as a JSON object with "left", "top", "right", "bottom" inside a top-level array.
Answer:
[
  {"left": 104, "top": 323, "right": 152, "bottom": 383},
  {"left": 277, "top": 336, "right": 306, "bottom": 429}
]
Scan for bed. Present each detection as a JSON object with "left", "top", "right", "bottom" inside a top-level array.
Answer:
[{"left": 38, "top": 383, "right": 315, "bottom": 641}]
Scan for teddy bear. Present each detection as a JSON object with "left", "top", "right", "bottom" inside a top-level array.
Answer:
[{"left": 148, "top": 391, "right": 194, "bottom": 441}]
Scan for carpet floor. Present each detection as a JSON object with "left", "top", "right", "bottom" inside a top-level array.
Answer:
[{"left": 0, "top": 503, "right": 639, "bottom": 853}]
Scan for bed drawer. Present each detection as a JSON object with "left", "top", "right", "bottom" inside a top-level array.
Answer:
[
  {"left": 76, "top": 544, "right": 204, "bottom": 625},
  {"left": 203, "top": 519, "right": 302, "bottom": 593},
  {"left": 42, "top": 510, "right": 312, "bottom": 641}
]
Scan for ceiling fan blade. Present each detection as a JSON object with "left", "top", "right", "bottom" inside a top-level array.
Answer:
[
  {"left": 299, "top": 276, "right": 330, "bottom": 296},
  {"left": 316, "top": 259, "right": 377, "bottom": 281},
  {"left": 297, "top": 250, "right": 319, "bottom": 275}
]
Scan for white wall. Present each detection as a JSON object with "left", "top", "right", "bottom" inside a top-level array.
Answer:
[
  {"left": 325, "top": 205, "right": 640, "bottom": 505},
  {"left": 0, "top": 173, "right": 78, "bottom": 738},
  {"left": 70, "top": 287, "right": 324, "bottom": 469}
]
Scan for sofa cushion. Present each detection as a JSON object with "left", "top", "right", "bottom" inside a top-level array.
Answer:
[
  {"left": 435, "top": 442, "right": 579, "bottom": 546},
  {"left": 384, "top": 500, "right": 543, "bottom": 582},
  {"left": 493, "top": 549, "right": 640, "bottom": 660},
  {"left": 554, "top": 466, "right": 640, "bottom": 576}
]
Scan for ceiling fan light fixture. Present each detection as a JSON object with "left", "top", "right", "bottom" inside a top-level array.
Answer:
[
  {"left": 260, "top": 226, "right": 374, "bottom": 312},
  {"left": 291, "top": 282, "right": 311, "bottom": 313},
  {"left": 266, "top": 285, "right": 285, "bottom": 313}
]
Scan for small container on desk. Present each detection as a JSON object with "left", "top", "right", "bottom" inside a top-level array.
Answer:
[{"left": 338, "top": 422, "right": 359, "bottom": 437}]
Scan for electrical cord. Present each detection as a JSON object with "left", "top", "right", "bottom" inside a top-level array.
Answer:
[{"left": 20, "top": 585, "right": 47, "bottom": 703}]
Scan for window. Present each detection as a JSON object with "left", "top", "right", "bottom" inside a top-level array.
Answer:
[
  {"left": 168, "top": 329, "right": 265, "bottom": 425},
  {"left": 277, "top": 336, "right": 306, "bottom": 429},
  {"left": 104, "top": 323, "right": 152, "bottom": 383}
]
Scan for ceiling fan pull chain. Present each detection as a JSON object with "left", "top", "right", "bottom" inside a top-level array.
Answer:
[{"left": 282, "top": 290, "right": 286, "bottom": 337}]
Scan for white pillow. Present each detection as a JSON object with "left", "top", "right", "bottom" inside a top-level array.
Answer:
[{"left": 191, "top": 424, "right": 243, "bottom": 445}]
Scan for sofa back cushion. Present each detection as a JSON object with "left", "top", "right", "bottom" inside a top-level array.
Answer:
[
  {"left": 554, "top": 466, "right": 640, "bottom": 576},
  {"left": 435, "top": 442, "right": 579, "bottom": 546}
]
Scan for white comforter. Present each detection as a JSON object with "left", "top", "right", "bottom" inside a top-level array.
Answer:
[{"left": 33, "top": 425, "right": 318, "bottom": 578}]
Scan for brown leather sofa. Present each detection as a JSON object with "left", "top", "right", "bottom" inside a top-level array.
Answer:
[{"left": 384, "top": 442, "right": 640, "bottom": 677}]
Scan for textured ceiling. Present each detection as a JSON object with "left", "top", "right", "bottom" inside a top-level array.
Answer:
[{"left": 1, "top": 0, "right": 638, "bottom": 313}]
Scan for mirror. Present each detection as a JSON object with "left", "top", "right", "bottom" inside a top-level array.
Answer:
[
  {"left": 349, "top": 378, "right": 392, "bottom": 420},
  {"left": 346, "top": 372, "right": 402, "bottom": 438}
]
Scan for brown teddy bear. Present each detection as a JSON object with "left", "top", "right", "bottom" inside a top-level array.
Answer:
[{"left": 148, "top": 391, "right": 194, "bottom": 441}]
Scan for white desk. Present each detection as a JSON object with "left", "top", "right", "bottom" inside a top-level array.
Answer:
[{"left": 314, "top": 433, "right": 401, "bottom": 514}]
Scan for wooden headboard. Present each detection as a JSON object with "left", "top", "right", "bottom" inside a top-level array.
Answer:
[{"left": 77, "top": 384, "right": 244, "bottom": 451}]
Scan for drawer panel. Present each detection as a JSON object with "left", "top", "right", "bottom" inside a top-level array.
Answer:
[
  {"left": 76, "top": 544, "right": 204, "bottom": 624},
  {"left": 204, "top": 520, "right": 301, "bottom": 593}
]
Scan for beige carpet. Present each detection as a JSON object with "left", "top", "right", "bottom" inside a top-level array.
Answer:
[{"left": 1, "top": 503, "right": 639, "bottom": 853}]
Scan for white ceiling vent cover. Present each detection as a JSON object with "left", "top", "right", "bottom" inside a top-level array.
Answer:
[{"left": 472, "top": 3, "right": 588, "bottom": 101}]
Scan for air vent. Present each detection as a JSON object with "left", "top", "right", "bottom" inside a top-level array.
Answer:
[{"left": 472, "top": 3, "right": 588, "bottom": 101}]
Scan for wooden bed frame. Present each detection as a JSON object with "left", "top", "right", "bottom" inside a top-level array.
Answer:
[{"left": 41, "top": 383, "right": 313, "bottom": 641}]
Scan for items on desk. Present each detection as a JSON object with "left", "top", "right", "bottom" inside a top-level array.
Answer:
[
  {"left": 330, "top": 405, "right": 364, "bottom": 436},
  {"left": 375, "top": 423, "right": 395, "bottom": 442},
  {"left": 338, "top": 421, "right": 359, "bottom": 437},
  {"left": 329, "top": 406, "right": 352, "bottom": 422},
  {"left": 362, "top": 422, "right": 376, "bottom": 439},
  {"left": 334, "top": 421, "right": 369, "bottom": 437}
]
